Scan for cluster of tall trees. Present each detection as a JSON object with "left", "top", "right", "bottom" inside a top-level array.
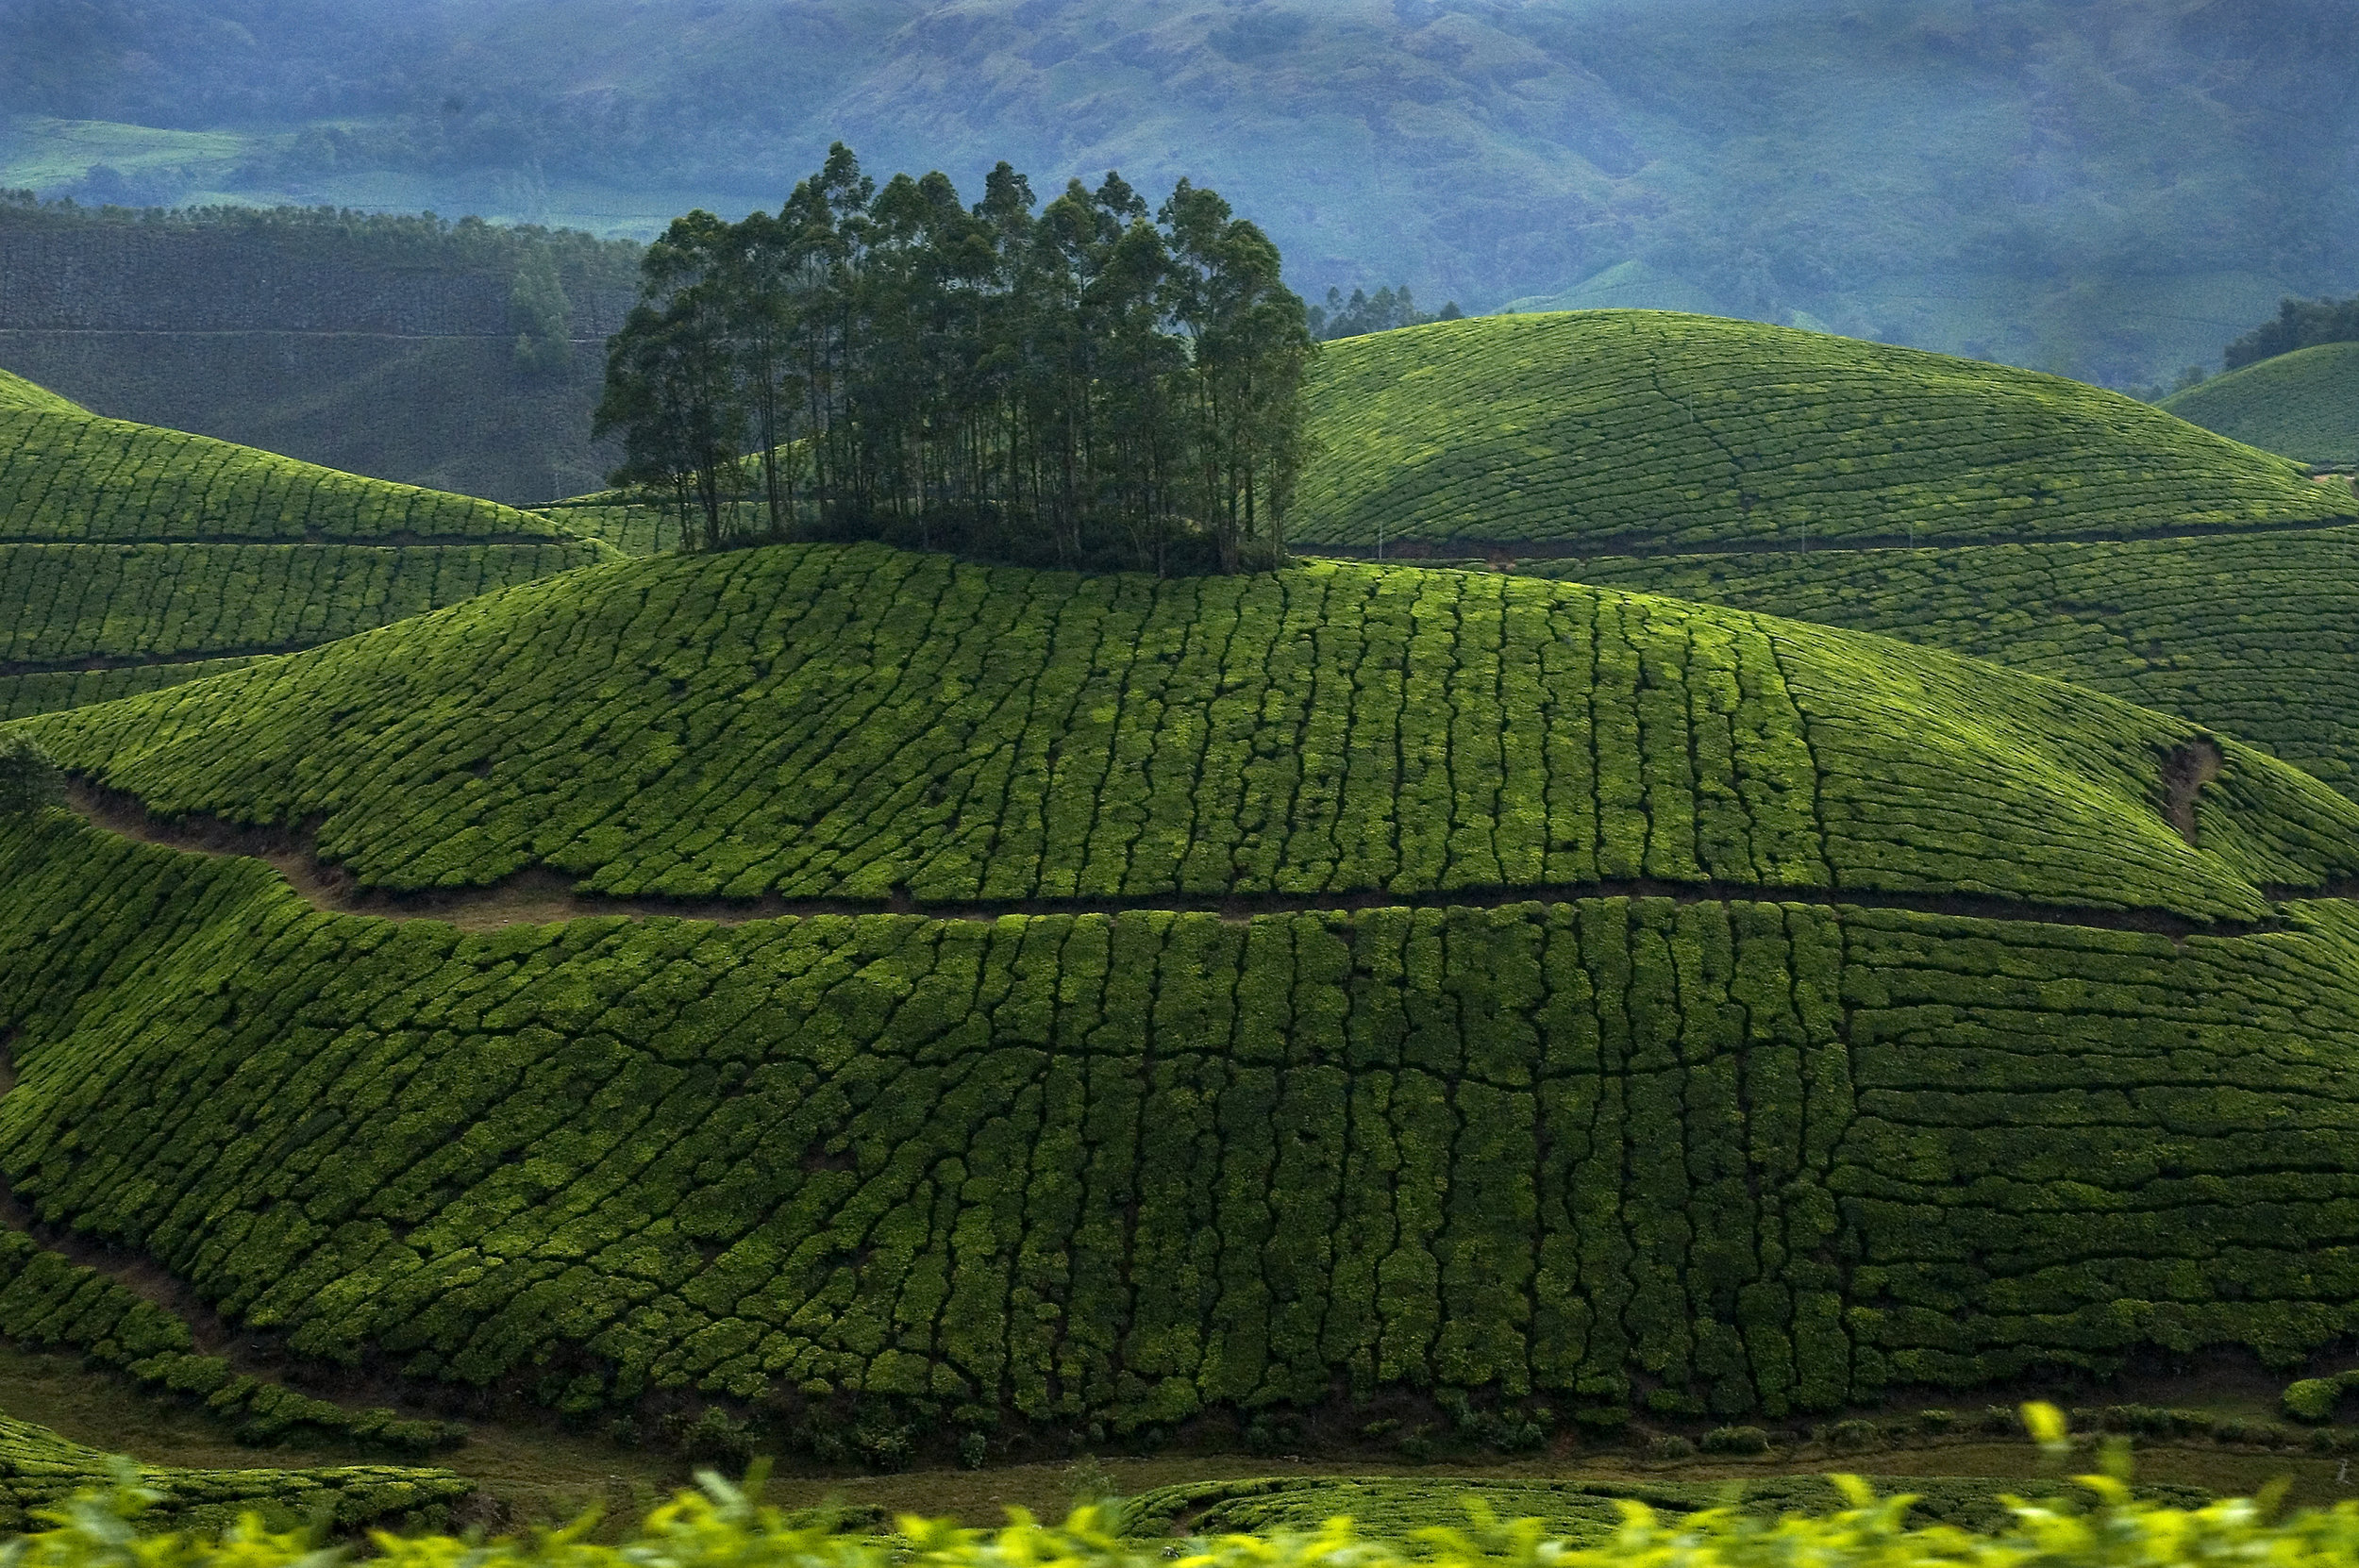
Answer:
[
  {"left": 2224, "top": 293, "right": 2359, "bottom": 370},
  {"left": 594, "top": 144, "right": 1315, "bottom": 574},
  {"left": 1307, "top": 283, "right": 1460, "bottom": 341}
]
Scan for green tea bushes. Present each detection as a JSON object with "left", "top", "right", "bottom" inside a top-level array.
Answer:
[
  {"left": 0, "top": 405, "right": 570, "bottom": 542},
  {"left": 20, "top": 545, "right": 2358, "bottom": 922},
  {"left": 1536, "top": 529, "right": 2359, "bottom": 800},
  {"left": 1291, "top": 312, "right": 2347, "bottom": 551},
  {"left": 2163, "top": 342, "right": 2359, "bottom": 467},
  {"left": 0, "top": 1409, "right": 466, "bottom": 1534},
  {"left": 0, "top": 1231, "right": 464, "bottom": 1453},
  {"left": 11, "top": 813, "right": 2359, "bottom": 1425}
]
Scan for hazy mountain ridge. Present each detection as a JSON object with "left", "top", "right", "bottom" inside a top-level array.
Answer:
[{"left": 5, "top": 0, "right": 2357, "bottom": 384}]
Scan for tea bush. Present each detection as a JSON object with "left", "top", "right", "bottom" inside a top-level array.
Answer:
[
  {"left": 1532, "top": 528, "right": 2359, "bottom": 799},
  {"left": 0, "top": 1419, "right": 464, "bottom": 1535},
  {"left": 9, "top": 807, "right": 2359, "bottom": 1426},
  {"left": 1290, "top": 312, "right": 2348, "bottom": 551},
  {"left": 0, "top": 1231, "right": 464, "bottom": 1454},
  {"left": 18, "top": 543, "right": 2359, "bottom": 922}
]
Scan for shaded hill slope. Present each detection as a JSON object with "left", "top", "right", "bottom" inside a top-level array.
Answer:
[
  {"left": 1291, "top": 313, "right": 2350, "bottom": 554},
  {"left": 0, "top": 372, "right": 614, "bottom": 719},
  {"left": 2163, "top": 342, "right": 2359, "bottom": 467},
  {"left": 10, "top": 546, "right": 2359, "bottom": 1434}
]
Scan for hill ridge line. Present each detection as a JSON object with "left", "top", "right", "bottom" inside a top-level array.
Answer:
[
  {"left": 1295, "top": 512, "right": 2359, "bottom": 563},
  {"left": 60, "top": 779, "right": 2300, "bottom": 941}
]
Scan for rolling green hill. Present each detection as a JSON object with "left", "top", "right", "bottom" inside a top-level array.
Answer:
[
  {"left": 0, "top": 1405, "right": 466, "bottom": 1534},
  {"left": 2162, "top": 342, "right": 2359, "bottom": 467},
  {"left": 10, "top": 544, "right": 2359, "bottom": 1438},
  {"left": 1290, "top": 313, "right": 2349, "bottom": 554},
  {"left": 1526, "top": 531, "right": 2359, "bottom": 802},
  {"left": 0, "top": 370, "right": 616, "bottom": 720}
]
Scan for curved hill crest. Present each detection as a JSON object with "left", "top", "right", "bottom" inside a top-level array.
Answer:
[{"left": 1292, "top": 311, "right": 2350, "bottom": 553}]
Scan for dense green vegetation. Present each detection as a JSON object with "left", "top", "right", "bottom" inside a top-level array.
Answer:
[
  {"left": 2162, "top": 344, "right": 2359, "bottom": 466},
  {"left": 2222, "top": 295, "right": 2359, "bottom": 372},
  {"left": 0, "top": 1232, "right": 462, "bottom": 1456},
  {"left": 0, "top": 367, "right": 614, "bottom": 719},
  {"left": 1531, "top": 528, "right": 2359, "bottom": 800},
  {"left": 1289, "top": 314, "right": 2347, "bottom": 553},
  {"left": 0, "top": 403, "right": 576, "bottom": 543},
  {"left": 0, "top": 1406, "right": 465, "bottom": 1535},
  {"left": 20, "top": 544, "right": 2359, "bottom": 919},
  {"left": 534, "top": 503, "right": 689, "bottom": 559},
  {"left": 600, "top": 149, "right": 1311, "bottom": 571},
  {"left": 13, "top": 809, "right": 2359, "bottom": 1431},
  {"left": 10, "top": 545, "right": 2359, "bottom": 1439}
]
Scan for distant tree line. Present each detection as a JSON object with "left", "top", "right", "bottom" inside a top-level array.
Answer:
[
  {"left": 594, "top": 144, "right": 1316, "bottom": 575},
  {"left": 1308, "top": 284, "right": 1461, "bottom": 342},
  {"left": 2224, "top": 294, "right": 2359, "bottom": 371}
]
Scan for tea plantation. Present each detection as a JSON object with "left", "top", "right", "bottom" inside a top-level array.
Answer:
[
  {"left": 2161, "top": 342, "right": 2359, "bottom": 468},
  {"left": 0, "top": 367, "right": 614, "bottom": 719},
  {"left": 1289, "top": 312, "right": 2350, "bottom": 553},
  {"left": 11, "top": 544, "right": 2359, "bottom": 1436},
  {"left": 0, "top": 1406, "right": 466, "bottom": 1534},
  {"left": 1526, "top": 527, "right": 2359, "bottom": 801}
]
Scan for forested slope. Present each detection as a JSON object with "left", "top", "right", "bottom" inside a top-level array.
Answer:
[
  {"left": 1290, "top": 313, "right": 2349, "bottom": 553},
  {"left": 0, "top": 370, "right": 614, "bottom": 719},
  {"left": 10, "top": 544, "right": 2359, "bottom": 1436}
]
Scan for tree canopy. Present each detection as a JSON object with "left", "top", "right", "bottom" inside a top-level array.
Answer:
[{"left": 594, "top": 145, "right": 1315, "bottom": 574}]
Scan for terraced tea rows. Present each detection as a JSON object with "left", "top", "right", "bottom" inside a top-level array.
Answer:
[
  {"left": 22, "top": 544, "right": 2359, "bottom": 925},
  {"left": 1529, "top": 529, "right": 2359, "bottom": 800},
  {"left": 0, "top": 542, "right": 613, "bottom": 670},
  {"left": 0, "top": 367, "right": 614, "bottom": 719},
  {"left": 1291, "top": 312, "right": 2349, "bottom": 552},
  {"left": 2163, "top": 342, "right": 2359, "bottom": 467},
  {"left": 0, "top": 1405, "right": 467, "bottom": 1535},
  {"left": 0, "top": 404, "right": 574, "bottom": 544},
  {"left": 10, "top": 807, "right": 2359, "bottom": 1426}
]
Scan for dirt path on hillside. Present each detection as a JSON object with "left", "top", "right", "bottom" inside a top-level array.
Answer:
[{"left": 60, "top": 777, "right": 2274, "bottom": 942}]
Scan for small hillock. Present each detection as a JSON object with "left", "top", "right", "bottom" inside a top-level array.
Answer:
[
  {"left": 0, "top": 370, "right": 615, "bottom": 719},
  {"left": 1290, "top": 312, "right": 2348, "bottom": 553},
  {"left": 8, "top": 544, "right": 2359, "bottom": 1439},
  {"left": 16, "top": 543, "right": 2357, "bottom": 919},
  {"left": 2162, "top": 342, "right": 2359, "bottom": 467}
]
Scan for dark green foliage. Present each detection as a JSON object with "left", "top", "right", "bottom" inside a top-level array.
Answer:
[
  {"left": 0, "top": 1408, "right": 468, "bottom": 1535},
  {"left": 1291, "top": 313, "right": 2348, "bottom": 551},
  {"left": 10, "top": 809, "right": 2359, "bottom": 1424},
  {"left": 2, "top": 660, "right": 263, "bottom": 723},
  {"left": 2223, "top": 295, "right": 2359, "bottom": 371},
  {"left": 532, "top": 503, "right": 692, "bottom": 558},
  {"left": 20, "top": 543, "right": 2359, "bottom": 923},
  {"left": 1116, "top": 1475, "right": 2213, "bottom": 1542},
  {"left": 1533, "top": 528, "right": 2359, "bottom": 799},
  {"left": 0, "top": 1230, "right": 464, "bottom": 1454},
  {"left": 0, "top": 734, "right": 60, "bottom": 813},
  {"left": 600, "top": 148, "right": 1313, "bottom": 573}
]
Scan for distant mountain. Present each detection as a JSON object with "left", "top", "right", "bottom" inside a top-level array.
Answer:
[{"left": 5, "top": 0, "right": 2355, "bottom": 390}]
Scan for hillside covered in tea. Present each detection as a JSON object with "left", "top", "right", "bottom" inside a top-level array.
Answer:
[
  {"left": 0, "top": 366, "right": 613, "bottom": 719},
  {"left": 2162, "top": 342, "right": 2359, "bottom": 468},
  {"left": 1287, "top": 312, "right": 2349, "bottom": 555},
  {"left": 10, "top": 542, "right": 2359, "bottom": 1448}
]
